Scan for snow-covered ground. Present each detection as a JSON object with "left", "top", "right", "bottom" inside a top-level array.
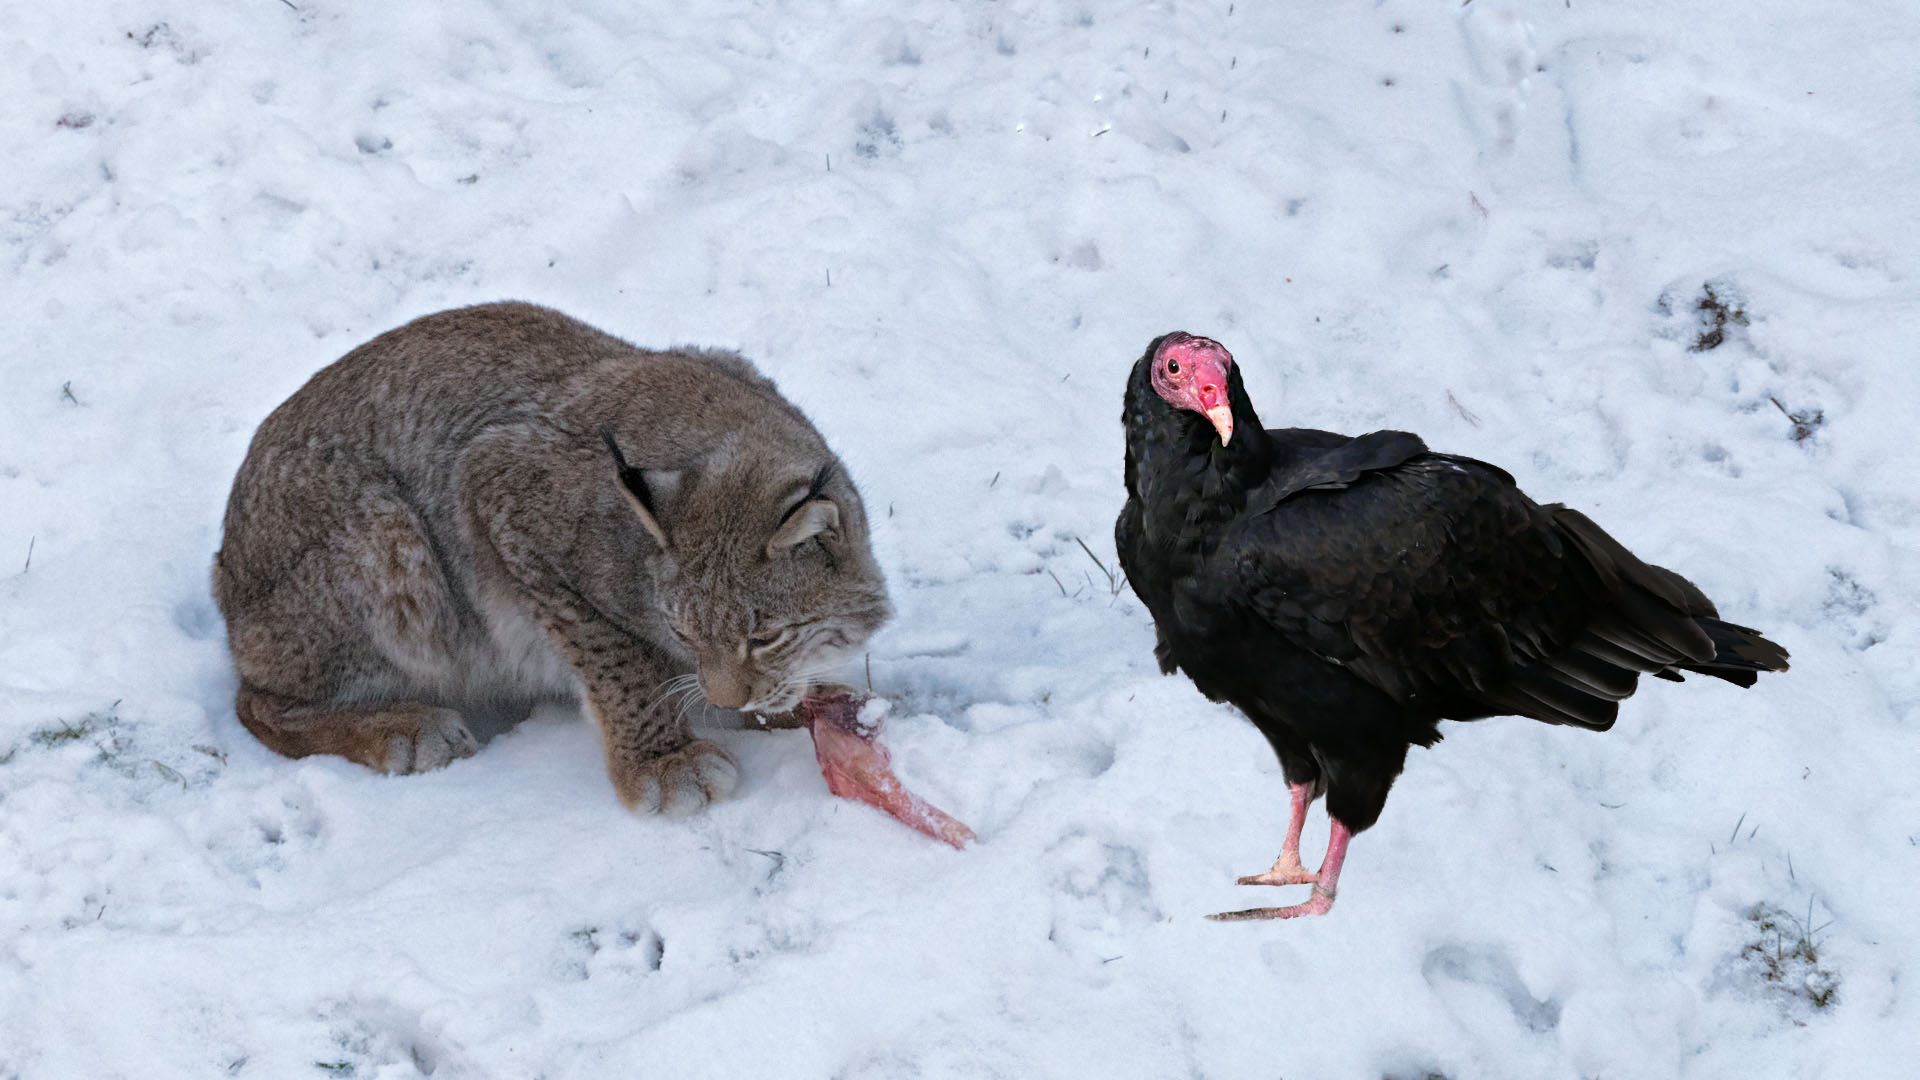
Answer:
[{"left": 3, "top": 1, "right": 1917, "bottom": 1076}]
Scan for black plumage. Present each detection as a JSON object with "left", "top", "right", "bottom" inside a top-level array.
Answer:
[{"left": 1115, "top": 332, "right": 1788, "bottom": 919}]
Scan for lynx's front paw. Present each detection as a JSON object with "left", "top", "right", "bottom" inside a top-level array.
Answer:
[
  {"left": 613, "top": 738, "right": 740, "bottom": 815},
  {"left": 382, "top": 708, "right": 480, "bottom": 774}
]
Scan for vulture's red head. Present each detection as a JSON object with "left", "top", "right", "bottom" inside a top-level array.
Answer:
[{"left": 1149, "top": 332, "right": 1235, "bottom": 444}]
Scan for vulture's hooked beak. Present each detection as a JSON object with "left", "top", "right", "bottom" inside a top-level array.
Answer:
[
  {"left": 1203, "top": 403, "right": 1233, "bottom": 444},
  {"left": 1197, "top": 386, "right": 1234, "bottom": 445}
]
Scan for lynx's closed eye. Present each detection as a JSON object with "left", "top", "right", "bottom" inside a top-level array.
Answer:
[{"left": 748, "top": 629, "right": 791, "bottom": 653}]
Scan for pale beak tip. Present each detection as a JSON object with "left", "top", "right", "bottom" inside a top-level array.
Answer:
[{"left": 1204, "top": 404, "right": 1234, "bottom": 445}]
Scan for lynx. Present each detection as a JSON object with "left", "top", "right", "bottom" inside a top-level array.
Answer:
[{"left": 212, "top": 302, "right": 891, "bottom": 813}]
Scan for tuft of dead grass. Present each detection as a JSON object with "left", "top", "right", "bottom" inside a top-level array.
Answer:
[{"left": 1739, "top": 900, "right": 1839, "bottom": 1012}]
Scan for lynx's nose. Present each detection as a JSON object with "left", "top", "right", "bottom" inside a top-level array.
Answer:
[{"left": 699, "top": 667, "right": 750, "bottom": 710}]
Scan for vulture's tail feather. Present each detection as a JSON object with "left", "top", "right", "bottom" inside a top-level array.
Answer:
[{"left": 1678, "top": 617, "right": 1790, "bottom": 687}]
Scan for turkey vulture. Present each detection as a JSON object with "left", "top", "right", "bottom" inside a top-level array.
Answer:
[{"left": 1115, "top": 332, "right": 1788, "bottom": 920}]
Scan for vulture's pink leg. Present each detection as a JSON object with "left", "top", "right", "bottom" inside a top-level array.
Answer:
[
  {"left": 1209, "top": 816, "right": 1352, "bottom": 921},
  {"left": 1234, "top": 782, "right": 1319, "bottom": 886}
]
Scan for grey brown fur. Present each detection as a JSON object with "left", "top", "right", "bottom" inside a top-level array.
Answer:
[{"left": 213, "top": 302, "right": 891, "bottom": 812}]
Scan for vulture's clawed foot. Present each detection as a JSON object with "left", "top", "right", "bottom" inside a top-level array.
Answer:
[
  {"left": 1210, "top": 815, "right": 1351, "bottom": 922},
  {"left": 1208, "top": 884, "right": 1337, "bottom": 921},
  {"left": 1234, "top": 851, "right": 1318, "bottom": 887}
]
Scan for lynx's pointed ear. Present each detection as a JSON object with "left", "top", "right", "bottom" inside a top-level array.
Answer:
[
  {"left": 769, "top": 499, "right": 840, "bottom": 554},
  {"left": 768, "top": 462, "right": 841, "bottom": 556},
  {"left": 600, "top": 428, "right": 671, "bottom": 551}
]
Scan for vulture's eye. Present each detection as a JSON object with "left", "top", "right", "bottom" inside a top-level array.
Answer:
[{"left": 1166, "top": 358, "right": 1181, "bottom": 374}]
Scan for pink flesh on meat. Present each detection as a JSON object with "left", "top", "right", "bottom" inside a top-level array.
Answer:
[{"left": 802, "top": 689, "right": 975, "bottom": 849}]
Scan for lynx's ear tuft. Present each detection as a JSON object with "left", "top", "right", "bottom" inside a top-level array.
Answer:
[{"left": 600, "top": 428, "right": 672, "bottom": 551}]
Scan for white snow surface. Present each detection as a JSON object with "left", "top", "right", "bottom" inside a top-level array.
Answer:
[{"left": 3, "top": 2, "right": 1917, "bottom": 1077}]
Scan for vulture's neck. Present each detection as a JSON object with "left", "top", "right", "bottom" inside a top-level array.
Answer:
[{"left": 1140, "top": 376, "right": 1274, "bottom": 546}]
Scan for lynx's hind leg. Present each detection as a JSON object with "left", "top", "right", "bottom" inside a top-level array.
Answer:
[
  {"left": 220, "top": 481, "right": 483, "bottom": 773},
  {"left": 236, "top": 685, "right": 479, "bottom": 774},
  {"left": 218, "top": 483, "right": 464, "bottom": 696},
  {"left": 356, "top": 495, "right": 466, "bottom": 683}
]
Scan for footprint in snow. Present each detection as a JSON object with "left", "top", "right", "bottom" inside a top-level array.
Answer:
[
  {"left": 312, "top": 997, "right": 451, "bottom": 1078},
  {"left": 555, "top": 921, "right": 665, "bottom": 982},
  {"left": 1044, "top": 829, "right": 1163, "bottom": 965},
  {"left": 1421, "top": 941, "right": 1562, "bottom": 1033}
]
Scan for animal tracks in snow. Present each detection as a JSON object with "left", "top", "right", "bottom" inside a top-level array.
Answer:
[
  {"left": 557, "top": 921, "right": 666, "bottom": 982},
  {"left": 1422, "top": 942, "right": 1563, "bottom": 1035},
  {"left": 1044, "top": 829, "right": 1164, "bottom": 966},
  {"left": 1454, "top": 3, "right": 1540, "bottom": 161},
  {"left": 311, "top": 997, "right": 455, "bottom": 1079}
]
